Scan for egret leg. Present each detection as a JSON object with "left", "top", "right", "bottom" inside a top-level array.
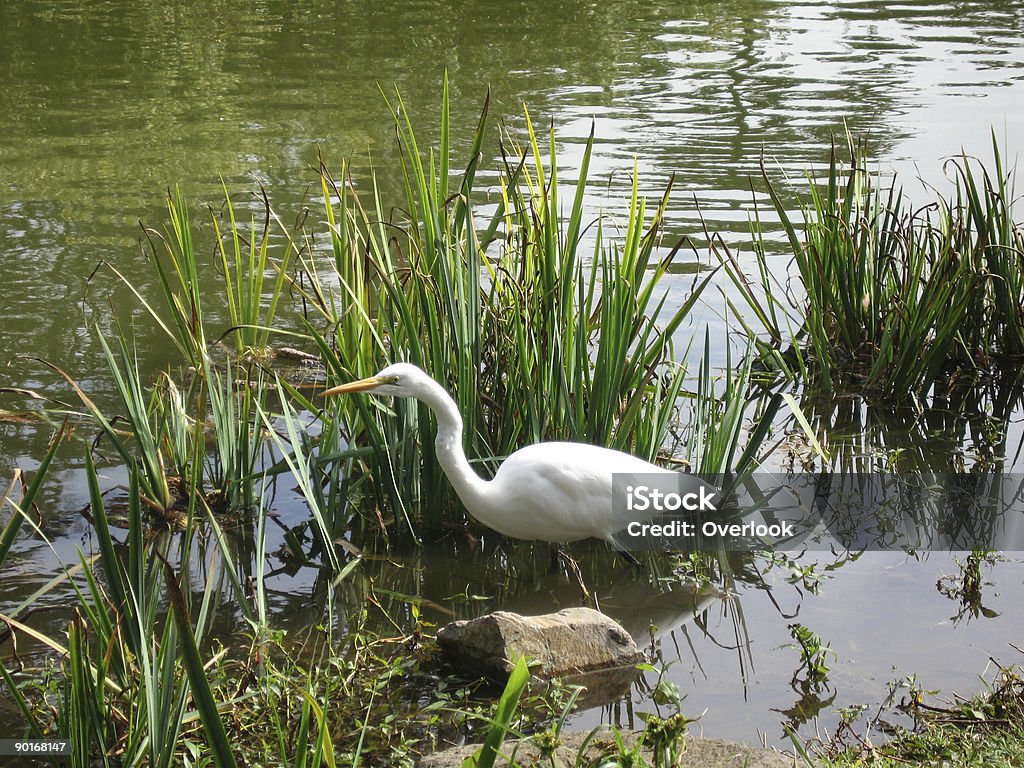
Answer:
[
  {"left": 605, "top": 535, "right": 643, "bottom": 567},
  {"left": 617, "top": 549, "right": 643, "bottom": 567},
  {"left": 549, "top": 544, "right": 561, "bottom": 573}
]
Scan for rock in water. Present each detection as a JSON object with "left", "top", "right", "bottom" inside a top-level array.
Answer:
[{"left": 436, "top": 607, "right": 643, "bottom": 680}]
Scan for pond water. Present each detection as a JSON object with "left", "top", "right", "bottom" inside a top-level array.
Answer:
[{"left": 2, "top": 0, "right": 1024, "bottom": 755}]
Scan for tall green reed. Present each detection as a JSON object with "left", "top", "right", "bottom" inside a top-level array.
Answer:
[
  {"left": 0, "top": 425, "right": 63, "bottom": 571},
  {"left": 943, "top": 138, "right": 1024, "bottom": 361},
  {"left": 129, "top": 184, "right": 298, "bottom": 368},
  {"left": 204, "top": 359, "right": 264, "bottom": 513},
  {"left": 83, "top": 180, "right": 302, "bottom": 521},
  {"left": 687, "top": 330, "right": 781, "bottom": 477},
  {"left": 41, "top": 332, "right": 177, "bottom": 515},
  {"left": 212, "top": 183, "right": 297, "bottom": 356},
  {"left": 136, "top": 187, "right": 209, "bottom": 370},
  {"left": 52, "top": 321, "right": 269, "bottom": 522}
]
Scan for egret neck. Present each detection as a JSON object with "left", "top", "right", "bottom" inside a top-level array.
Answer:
[{"left": 414, "top": 374, "right": 491, "bottom": 512}]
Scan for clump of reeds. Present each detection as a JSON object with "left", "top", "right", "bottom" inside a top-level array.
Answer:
[{"left": 724, "top": 135, "right": 1024, "bottom": 403}]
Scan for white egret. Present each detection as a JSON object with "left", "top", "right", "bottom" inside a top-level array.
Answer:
[{"left": 322, "top": 363, "right": 697, "bottom": 562}]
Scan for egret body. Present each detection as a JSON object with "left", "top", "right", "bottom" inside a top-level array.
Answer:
[{"left": 322, "top": 363, "right": 677, "bottom": 550}]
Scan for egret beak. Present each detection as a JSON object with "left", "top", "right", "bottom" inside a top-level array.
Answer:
[{"left": 321, "top": 376, "right": 386, "bottom": 397}]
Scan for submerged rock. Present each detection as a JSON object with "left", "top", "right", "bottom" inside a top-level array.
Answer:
[{"left": 436, "top": 607, "right": 643, "bottom": 681}]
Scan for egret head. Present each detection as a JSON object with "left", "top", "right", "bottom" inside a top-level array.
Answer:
[{"left": 321, "top": 362, "right": 431, "bottom": 400}]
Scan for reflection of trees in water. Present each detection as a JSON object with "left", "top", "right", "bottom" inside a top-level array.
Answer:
[
  {"left": 602, "top": 0, "right": 1024, "bottom": 225},
  {"left": 5, "top": 0, "right": 1019, "bottom": 201}
]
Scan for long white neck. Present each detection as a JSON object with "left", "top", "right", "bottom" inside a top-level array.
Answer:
[{"left": 413, "top": 377, "right": 492, "bottom": 513}]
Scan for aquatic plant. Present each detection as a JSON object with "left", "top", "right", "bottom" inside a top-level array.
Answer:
[
  {"left": 2, "top": 459, "right": 216, "bottom": 768},
  {"left": 788, "top": 622, "right": 833, "bottom": 689},
  {"left": 724, "top": 136, "right": 1024, "bottom": 403},
  {"left": 1, "top": 457, "right": 342, "bottom": 766},
  {"left": 0, "top": 426, "right": 63, "bottom": 572},
  {"left": 470, "top": 656, "right": 531, "bottom": 768},
  {"left": 203, "top": 358, "right": 265, "bottom": 513},
  {"left": 795, "top": 663, "right": 1024, "bottom": 767},
  {"left": 211, "top": 183, "right": 297, "bottom": 357},
  {"left": 686, "top": 330, "right": 781, "bottom": 477}
]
